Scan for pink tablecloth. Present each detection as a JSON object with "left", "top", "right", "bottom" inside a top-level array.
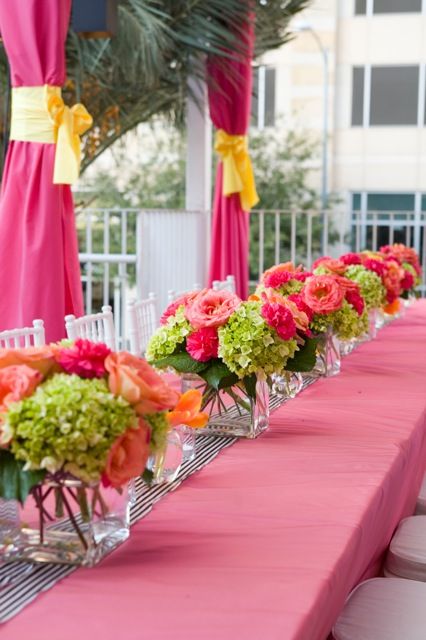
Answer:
[{"left": 4, "top": 302, "right": 426, "bottom": 640}]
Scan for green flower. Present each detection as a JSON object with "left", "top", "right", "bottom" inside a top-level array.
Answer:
[
  {"left": 218, "top": 301, "right": 298, "bottom": 378},
  {"left": 255, "top": 280, "right": 304, "bottom": 297},
  {"left": 345, "top": 265, "right": 386, "bottom": 310},
  {"left": 146, "top": 305, "right": 191, "bottom": 362},
  {"left": 7, "top": 374, "right": 136, "bottom": 483},
  {"left": 145, "top": 412, "right": 170, "bottom": 454},
  {"left": 311, "top": 300, "right": 369, "bottom": 340}
]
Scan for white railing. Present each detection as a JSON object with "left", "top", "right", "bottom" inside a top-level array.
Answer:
[{"left": 76, "top": 207, "right": 426, "bottom": 345}]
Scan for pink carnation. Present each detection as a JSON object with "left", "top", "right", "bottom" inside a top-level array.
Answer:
[
  {"left": 340, "top": 252, "right": 362, "bottom": 266},
  {"left": 287, "top": 293, "right": 314, "bottom": 321},
  {"left": 261, "top": 302, "right": 297, "bottom": 341},
  {"left": 185, "top": 288, "right": 241, "bottom": 329},
  {"left": 186, "top": 327, "right": 219, "bottom": 362},
  {"left": 160, "top": 292, "right": 197, "bottom": 325},
  {"left": 57, "top": 339, "right": 111, "bottom": 378},
  {"left": 263, "top": 270, "right": 294, "bottom": 289},
  {"left": 302, "top": 275, "right": 344, "bottom": 314},
  {"left": 345, "top": 289, "right": 365, "bottom": 316},
  {"left": 362, "top": 258, "right": 386, "bottom": 279},
  {"left": 401, "top": 270, "right": 415, "bottom": 291},
  {"left": 294, "top": 271, "right": 313, "bottom": 282}
]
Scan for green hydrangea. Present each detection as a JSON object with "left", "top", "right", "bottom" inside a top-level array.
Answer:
[
  {"left": 345, "top": 265, "right": 386, "bottom": 310},
  {"left": 311, "top": 300, "right": 369, "bottom": 340},
  {"left": 146, "top": 305, "right": 191, "bottom": 362},
  {"left": 145, "top": 412, "right": 170, "bottom": 454},
  {"left": 255, "top": 280, "right": 304, "bottom": 297},
  {"left": 218, "top": 301, "right": 298, "bottom": 379},
  {"left": 7, "top": 374, "right": 136, "bottom": 483},
  {"left": 313, "top": 266, "right": 331, "bottom": 276}
]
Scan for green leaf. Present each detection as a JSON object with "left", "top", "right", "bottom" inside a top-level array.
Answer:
[
  {"left": 199, "top": 360, "right": 239, "bottom": 390},
  {"left": 286, "top": 338, "right": 318, "bottom": 372},
  {"left": 0, "top": 449, "right": 46, "bottom": 504},
  {"left": 242, "top": 373, "right": 258, "bottom": 400},
  {"left": 153, "top": 352, "right": 208, "bottom": 374},
  {"left": 141, "top": 468, "right": 154, "bottom": 485}
]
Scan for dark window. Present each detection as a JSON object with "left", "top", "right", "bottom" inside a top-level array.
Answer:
[
  {"left": 264, "top": 67, "right": 276, "bottom": 127},
  {"left": 421, "top": 195, "right": 426, "bottom": 211},
  {"left": 370, "top": 66, "right": 419, "bottom": 126},
  {"left": 351, "top": 67, "right": 365, "bottom": 126},
  {"left": 352, "top": 193, "right": 362, "bottom": 210},
  {"left": 367, "top": 193, "right": 415, "bottom": 212},
  {"left": 355, "top": 0, "right": 367, "bottom": 14},
  {"left": 373, "top": 0, "right": 422, "bottom": 13}
]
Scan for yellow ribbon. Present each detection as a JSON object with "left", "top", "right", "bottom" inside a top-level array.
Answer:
[
  {"left": 10, "top": 85, "right": 92, "bottom": 185},
  {"left": 214, "top": 129, "right": 259, "bottom": 211}
]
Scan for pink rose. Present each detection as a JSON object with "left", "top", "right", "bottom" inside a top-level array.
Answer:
[
  {"left": 0, "top": 365, "right": 43, "bottom": 413},
  {"left": 340, "top": 252, "right": 362, "bottom": 266},
  {"left": 345, "top": 290, "right": 365, "bottom": 316},
  {"left": 56, "top": 339, "right": 110, "bottom": 379},
  {"left": 261, "top": 302, "right": 297, "bottom": 341},
  {"left": 160, "top": 292, "right": 198, "bottom": 325},
  {"left": 105, "top": 352, "right": 179, "bottom": 415},
  {"left": 186, "top": 327, "right": 219, "bottom": 362},
  {"left": 302, "top": 275, "right": 344, "bottom": 314},
  {"left": 313, "top": 256, "right": 347, "bottom": 275},
  {"left": 103, "top": 418, "right": 151, "bottom": 488},
  {"left": 184, "top": 288, "right": 241, "bottom": 329}
]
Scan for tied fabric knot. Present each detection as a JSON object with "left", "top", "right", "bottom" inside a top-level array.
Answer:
[
  {"left": 46, "top": 90, "right": 92, "bottom": 185},
  {"left": 214, "top": 129, "right": 259, "bottom": 212}
]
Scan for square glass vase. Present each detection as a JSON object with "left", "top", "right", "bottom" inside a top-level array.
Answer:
[
  {"left": 181, "top": 374, "right": 270, "bottom": 439},
  {"left": 3, "top": 476, "right": 133, "bottom": 567},
  {"left": 309, "top": 328, "right": 341, "bottom": 378}
]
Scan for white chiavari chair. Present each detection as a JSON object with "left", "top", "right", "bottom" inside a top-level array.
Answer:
[
  {"left": 212, "top": 275, "right": 236, "bottom": 293},
  {"left": 167, "top": 283, "right": 202, "bottom": 304},
  {"left": 127, "top": 293, "right": 158, "bottom": 356},
  {"left": 0, "top": 319, "right": 46, "bottom": 348},
  {"left": 65, "top": 305, "right": 116, "bottom": 350}
]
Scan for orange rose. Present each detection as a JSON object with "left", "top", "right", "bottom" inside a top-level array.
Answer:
[
  {"left": 383, "top": 299, "right": 401, "bottom": 316},
  {"left": 0, "top": 365, "right": 43, "bottom": 412},
  {"left": 167, "top": 389, "right": 209, "bottom": 428},
  {"left": 103, "top": 418, "right": 151, "bottom": 488},
  {"left": 105, "top": 352, "right": 179, "bottom": 415},
  {"left": 261, "top": 262, "right": 301, "bottom": 283},
  {"left": 0, "top": 346, "right": 58, "bottom": 377}
]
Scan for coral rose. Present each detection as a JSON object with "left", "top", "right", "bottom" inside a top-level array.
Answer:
[
  {"left": 56, "top": 339, "right": 110, "bottom": 378},
  {"left": 313, "top": 256, "right": 347, "bottom": 275},
  {"left": 103, "top": 418, "right": 151, "bottom": 488},
  {"left": 167, "top": 389, "right": 209, "bottom": 428},
  {"left": 105, "top": 352, "right": 179, "bottom": 414},
  {"left": 302, "top": 275, "right": 344, "bottom": 314},
  {"left": 160, "top": 291, "right": 198, "bottom": 325},
  {"left": 0, "top": 346, "right": 57, "bottom": 377},
  {"left": 261, "top": 262, "right": 300, "bottom": 283},
  {"left": 186, "top": 327, "right": 219, "bottom": 362},
  {"left": 184, "top": 288, "right": 241, "bottom": 329},
  {"left": 0, "top": 365, "right": 43, "bottom": 413}
]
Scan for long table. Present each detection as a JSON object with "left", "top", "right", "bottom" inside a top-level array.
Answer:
[{"left": 3, "top": 301, "right": 426, "bottom": 640}]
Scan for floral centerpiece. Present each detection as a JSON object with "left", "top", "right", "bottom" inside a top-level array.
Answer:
[
  {"left": 147, "top": 288, "right": 316, "bottom": 437},
  {"left": 379, "top": 243, "right": 422, "bottom": 301},
  {"left": 0, "top": 340, "right": 206, "bottom": 565}
]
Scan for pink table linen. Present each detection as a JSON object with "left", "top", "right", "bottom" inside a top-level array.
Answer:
[
  {"left": 3, "top": 302, "right": 426, "bottom": 640},
  {"left": 0, "top": 0, "right": 84, "bottom": 342}
]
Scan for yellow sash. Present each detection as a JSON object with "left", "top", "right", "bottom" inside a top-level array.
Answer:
[
  {"left": 10, "top": 85, "right": 92, "bottom": 185},
  {"left": 214, "top": 129, "right": 259, "bottom": 211}
]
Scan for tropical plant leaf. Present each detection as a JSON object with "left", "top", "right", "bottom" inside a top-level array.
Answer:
[
  {"left": 153, "top": 351, "right": 208, "bottom": 374},
  {"left": 0, "top": 449, "right": 46, "bottom": 504},
  {"left": 242, "top": 372, "right": 258, "bottom": 399},
  {"left": 286, "top": 337, "right": 318, "bottom": 372},
  {"left": 199, "top": 360, "right": 239, "bottom": 390}
]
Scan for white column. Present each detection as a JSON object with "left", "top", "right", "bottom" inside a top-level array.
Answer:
[{"left": 185, "top": 75, "right": 212, "bottom": 288}]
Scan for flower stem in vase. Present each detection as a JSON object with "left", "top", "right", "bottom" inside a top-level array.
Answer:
[
  {"left": 54, "top": 487, "right": 64, "bottom": 518},
  {"left": 92, "top": 486, "right": 109, "bottom": 518},
  {"left": 77, "top": 487, "right": 90, "bottom": 522},
  {"left": 60, "top": 487, "right": 89, "bottom": 551}
]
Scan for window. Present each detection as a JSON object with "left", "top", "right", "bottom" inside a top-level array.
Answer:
[
  {"left": 351, "top": 65, "right": 420, "bottom": 127},
  {"left": 355, "top": 0, "right": 422, "bottom": 14},
  {"left": 351, "top": 193, "right": 417, "bottom": 248},
  {"left": 252, "top": 66, "right": 276, "bottom": 128}
]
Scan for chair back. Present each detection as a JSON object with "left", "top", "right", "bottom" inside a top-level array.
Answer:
[
  {"left": 212, "top": 275, "right": 236, "bottom": 294},
  {"left": 65, "top": 305, "right": 116, "bottom": 350},
  {"left": 127, "top": 293, "right": 158, "bottom": 356},
  {"left": 0, "top": 319, "right": 46, "bottom": 348}
]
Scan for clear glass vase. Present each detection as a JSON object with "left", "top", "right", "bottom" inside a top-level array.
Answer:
[
  {"left": 271, "top": 371, "right": 303, "bottom": 398},
  {"left": 375, "top": 308, "right": 385, "bottom": 330},
  {"left": 339, "top": 338, "right": 357, "bottom": 357},
  {"left": 176, "top": 425, "right": 197, "bottom": 463},
  {"left": 145, "top": 428, "right": 184, "bottom": 484},
  {"left": 0, "top": 499, "right": 21, "bottom": 561},
  {"left": 368, "top": 308, "right": 378, "bottom": 339},
  {"left": 182, "top": 374, "right": 270, "bottom": 439},
  {"left": 4, "top": 476, "right": 133, "bottom": 567},
  {"left": 310, "top": 328, "right": 341, "bottom": 377}
]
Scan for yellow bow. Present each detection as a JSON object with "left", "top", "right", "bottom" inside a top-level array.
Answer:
[
  {"left": 214, "top": 129, "right": 259, "bottom": 211},
  {"left": 9, "top": 85, "right": 93, "bottom": 185},
  {"left": 46, "top": 92, "right": 93, "bottom": 185}
]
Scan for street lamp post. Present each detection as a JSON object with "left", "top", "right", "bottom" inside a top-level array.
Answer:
[{"left": 293, "top": 20, "right": 330, "bottom": 252}]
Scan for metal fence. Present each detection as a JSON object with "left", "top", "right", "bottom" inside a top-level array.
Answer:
[{"left": 76, "top": 207, "right": 426, "bottom": 343}]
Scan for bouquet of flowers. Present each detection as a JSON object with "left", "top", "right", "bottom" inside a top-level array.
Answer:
[
  {"left": 379, "top": 243, "right": 422, "bottom": 300},
  {"left": 0, "top": 340, "right": 206, "bottom": 507},
  {"left": 147, "top": 288, "right": 316, "bottom": 416}
]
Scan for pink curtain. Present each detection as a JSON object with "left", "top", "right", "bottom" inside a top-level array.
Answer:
[
  {"left": 207, "top": 18, "right": 255, "bottom": 300},
  {"left": 0, "top": 0, "right": 84, "bottom": 342}
]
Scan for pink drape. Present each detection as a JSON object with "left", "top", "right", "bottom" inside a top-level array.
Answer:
[
  {"left": 207, "top": 19, "right": 254, "bottom": 300},
  {"left": 0, "top": 0, "right": 84, "bottom": 342}
]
